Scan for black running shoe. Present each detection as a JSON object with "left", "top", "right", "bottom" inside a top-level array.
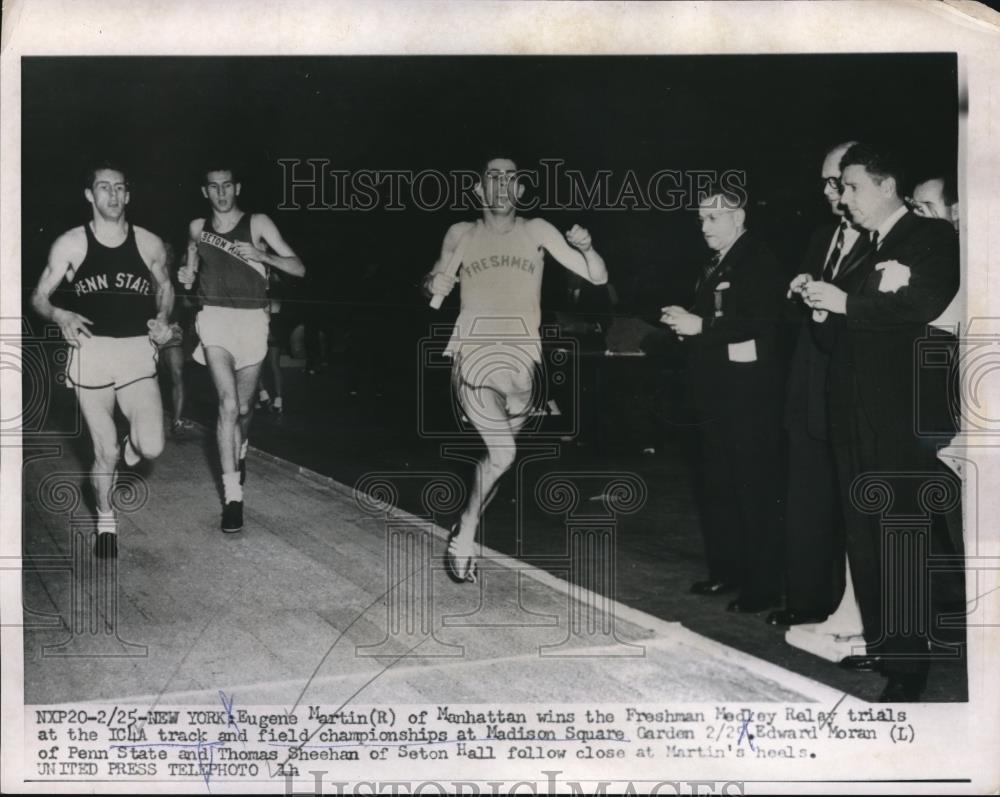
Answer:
[
  {"left": 221, "top": 500, "right": 244, "bottom": 533},
  {"left": 239, "top": 457, "right": 246, "bottom": 486},
  {"left": 94, "top": 532, "right": 118, "bottom": 559},
  {"left": 444, "top": 523, "right": 478, "bottom": 584}
]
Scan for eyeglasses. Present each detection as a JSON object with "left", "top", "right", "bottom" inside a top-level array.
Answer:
[{"left": 822, "top": 177, "right": 843, "bottom": 191}]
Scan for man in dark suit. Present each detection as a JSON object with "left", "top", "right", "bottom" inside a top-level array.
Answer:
[
  {"left": 662, "top": 187, "right": 784, "bottom": 613},
  {"left": 802, "top": 143, "right": 959, "bottom": 701},
  {"left": 771, "top": 141, "right": 869, "bottom": 628},
  {"left": 910, "top": 172, "right": 960, "bottom": 232}
]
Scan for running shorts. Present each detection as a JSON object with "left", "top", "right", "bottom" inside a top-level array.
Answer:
[
  {"left": 65, "top": 334, "right": 157, "bottom": 391},
  {"left": 194, "top": 306, "right": 269, "bottom": 370}
]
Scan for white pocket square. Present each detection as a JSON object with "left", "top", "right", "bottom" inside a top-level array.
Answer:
[
  {"left": 728, "top": 339, "right": 757, "bottom": 363},
  {"left": 876, "top": 260, "right": 911, "bottom": 293}
]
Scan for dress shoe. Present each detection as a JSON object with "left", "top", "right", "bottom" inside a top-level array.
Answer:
[
  {"left": 690, "top": 580, "right": 734, "bottom": 596},
  {"left": 727, "top": 597, "right": 777, "bottom": 614},
  {"left": 766, "top": 609, "right": 827, "bottom": 627},
  {"left": 838, "top": 655, "right": 884, "bottom": 673},
  {"left": 879, "top": 674, "right": 927, "bottom": 702},
  {"left": 94, "top": 532, "right": 118, "bottom": 559}
]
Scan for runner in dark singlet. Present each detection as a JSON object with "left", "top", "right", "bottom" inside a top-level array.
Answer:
[
  {"left": 31, "top": 162, "right": 174, "bottom": 558},
  {"left": 424, "top": 154, "right": 609, "bottom": 582},
  {"left": 178, "top": 165, "right": 305, "bottom": 533}
]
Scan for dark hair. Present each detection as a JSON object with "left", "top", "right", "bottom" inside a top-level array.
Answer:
[
  {"left": 84, "top": 160, "right": 129, "bottom": 191},
  {"left": 839, "top": 143, "right": 909, "bottom": 197},
  {"left": 914, "top": 171, "right": 958, "bottom": 206},
  {"left": 202, "top": 164, "right": 240, "bottom": 185},
  {"left": 940, "top": 173, "right": 958, "bottom": 206},
  {"left": 479, "top": 151, "right": 522, "bottom": 179}
]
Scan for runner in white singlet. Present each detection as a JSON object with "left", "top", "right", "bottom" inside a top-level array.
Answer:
[{"left": 425, "top": 155, "right": 609, "bottom": 582}]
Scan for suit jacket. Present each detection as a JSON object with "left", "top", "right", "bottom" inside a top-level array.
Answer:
[
  {"left": 785, "top": 222, "right": 869, "bottom": 439},
  {"left": 825, "top": 212, "right": 959, "bottom": 448},
  {"left": 685, "top": 232, "right": 784, "bottom": 418}
]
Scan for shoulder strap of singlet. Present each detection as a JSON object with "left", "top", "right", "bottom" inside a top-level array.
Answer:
[
  {"left": 468, "top": 219, "right": 484, "bottom": 243},
  {"left": 513, "top": 217, "right": 540, "bottom": 252},
  {"left": 203, "top": 212, "right": 252, "bottom": 238},
  {"left": 127, "top": 224, "right": 150, "bottom": 269},
  {"left": 67, "top": 224, "right": 93, "bottom": 281},
  {"left": 80, "top": 221, "right": 134, "bottom": 253}
]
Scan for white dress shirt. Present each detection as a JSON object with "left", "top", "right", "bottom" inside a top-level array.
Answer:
[{"left": 824, "top": 219, "right": 862, "bottom": 279}]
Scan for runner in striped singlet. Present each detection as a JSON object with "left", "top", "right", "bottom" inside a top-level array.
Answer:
[{"left": 178, "top": 166, "right": 305, "bottom": 533}]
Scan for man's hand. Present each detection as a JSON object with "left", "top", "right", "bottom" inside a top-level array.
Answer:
[
  {"left": 428, "top": 271, "right": 457, "bottom": 298},
  {"left": 53, "top": 308, "right": 93, "bottom": 346},
  {"left": 178, "top": 263, "right": 197, "bottom": 288},
  {"left": 147, "top": 318, "right": 173, "bottom": 346},
  {"left": 802, "top": 280, "right": 848, "bottom": 314},
  {"left": 565, "top": 224, "right": 592, "bottom": 252},
  {"left": 788, "top": 273, "right": 810, "bottom": 299},
  {"left": 660, "top": 305, "right": 703, "bottom": 337},
  {"left": 233, "top": 240, "right": 265, "bottom": 262}
]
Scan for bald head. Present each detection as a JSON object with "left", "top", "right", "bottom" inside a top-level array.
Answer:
[
  {"left": 911, "top": 177, "right": 959, "bottom": 231},
  {"left": 821, "top": 140, "right": 857, "bottom": 217},
  {"left": 698, "top": 193, "right": 746, "bottom": 253}
]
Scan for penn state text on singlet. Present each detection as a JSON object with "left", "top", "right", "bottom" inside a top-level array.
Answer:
[{"left": 58, "top": 223, "right": 155, "bottom": 337}]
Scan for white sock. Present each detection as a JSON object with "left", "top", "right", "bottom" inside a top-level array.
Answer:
[
  {"left": 258, "top": 389, "right": 270, "bottom": 403},
  {"left": 239, "top": 439, "right": 249, "bottom": 460},
  {"left": 97, "top": 510, "right": 117, "bottom": 535},
  {"left": 222, "top": 472, "right": 243, "bottom": 503},
  {"left": 272, "top": 396, "right": 283, "bottom": 409}
]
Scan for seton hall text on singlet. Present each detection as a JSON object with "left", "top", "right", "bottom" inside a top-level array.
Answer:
[
  {"left": 196, "top": 213, "right": 268, "bottom": 309},
  {"left": 59, "top": 223, "right": 156, "bottom": 338}
]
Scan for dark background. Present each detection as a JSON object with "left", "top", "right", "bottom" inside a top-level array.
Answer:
[
  {"left": 19, "top": 55, "right": 967, "bottom": 702},
  {"left": 22, "top": 54, "right": 958, "bottom": 327}
]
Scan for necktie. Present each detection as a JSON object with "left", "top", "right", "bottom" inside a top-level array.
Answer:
[
  {"left": 699, "top": 252, "right": 722, "bottom": 290},
  {"left": 822, "top": 222, "right": 847, "bottom": 281},
  {"left": 870, "top": 230, "right": 880, "bottom": 251}
]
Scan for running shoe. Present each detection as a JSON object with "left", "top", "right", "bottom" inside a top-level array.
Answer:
[
  {"left": 94, "top": 532, "right": 118, "bottom": 559},
  {"left": 445, "top": 525, "right": 478, "bottom": 584},
  {"left": 221, "top": 500, "right": 244, "bottom": 533}
]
